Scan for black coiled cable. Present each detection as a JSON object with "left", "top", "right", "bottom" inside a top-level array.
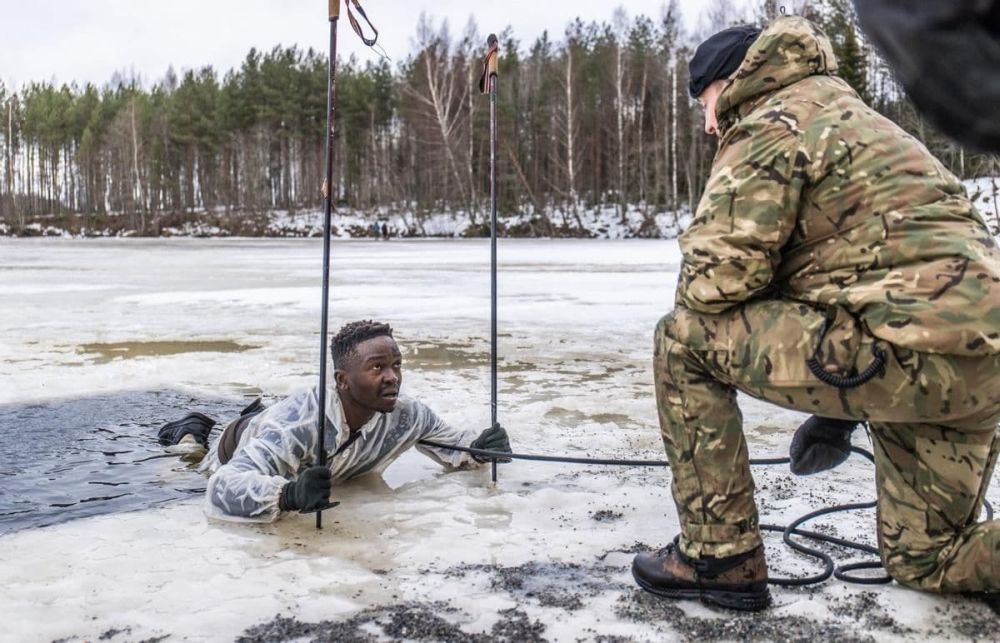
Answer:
[
  {"left": 420, "top": 440, "right": 994, "bottom": 588},
  {"left": 806, "top": 342, "right": 887, "bottom": 389}
]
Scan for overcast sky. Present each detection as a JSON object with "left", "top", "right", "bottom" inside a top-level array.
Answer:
[{"left": 0, "top": 0, "right": 723, "bottom": 89}]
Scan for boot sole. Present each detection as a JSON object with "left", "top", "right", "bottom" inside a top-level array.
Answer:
[{"left": 632, "top": 569, "right": 772, "bottom": 612}]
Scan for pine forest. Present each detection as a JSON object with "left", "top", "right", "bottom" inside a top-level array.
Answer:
[{"left": 1, "top": 0, "right": 997, "bottom": 237}]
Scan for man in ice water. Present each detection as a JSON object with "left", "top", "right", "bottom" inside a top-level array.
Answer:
[
  {"left": 632, "top": 16, "right": 1000, "bottom": 611},
  {"left": 159, "top": 320, "right": 511, "bottom": 522}
]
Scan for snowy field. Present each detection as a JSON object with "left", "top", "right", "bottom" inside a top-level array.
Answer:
[{"left": 0, "top": 238, "right": 997, "bottom": 642}]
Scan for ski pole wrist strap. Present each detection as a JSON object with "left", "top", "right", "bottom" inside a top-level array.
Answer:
[{"left": 346, "top": 0, "right": 378, "bottom": 46}]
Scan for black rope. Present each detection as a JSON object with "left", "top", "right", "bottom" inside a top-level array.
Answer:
[
  {"left": 765, "top": 447, "right": 888, "bottom": 586},
  {"left": 418, "top": 440, "right": 994, "bottom": 588},
  {"left": 419, "top": 439, "right": 805, "bottom": 469}
]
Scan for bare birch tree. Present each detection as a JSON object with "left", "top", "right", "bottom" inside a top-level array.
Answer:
[
  {"left": 613, "top": 6, "right": 629, "bottom": 224},
  {"left": 558, "top": 32, "right": 584, "bottom": 228},
  {"left": 405, "top": 14, "right": 475, "bottom": 221}
]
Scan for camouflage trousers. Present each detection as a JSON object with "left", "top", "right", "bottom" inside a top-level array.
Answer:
[{"left": 654, "top": 299, "right": 1000, "bottom": 593}]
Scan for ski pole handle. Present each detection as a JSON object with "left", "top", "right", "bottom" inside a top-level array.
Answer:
[
  {"left": 479, "top": 34, "right": 499, "bottom": 94},
  {"left": 486, "top": 34, "right": 499, "bottom": 78}
]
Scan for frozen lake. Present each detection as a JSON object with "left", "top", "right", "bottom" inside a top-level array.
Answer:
[{"left": 1, "top": 238, "right": 997, "bottom": 641}]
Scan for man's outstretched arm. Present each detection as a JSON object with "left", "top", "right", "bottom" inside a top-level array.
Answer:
[{"left": 413, "top": 401, "right": 512, "bottom": 468}]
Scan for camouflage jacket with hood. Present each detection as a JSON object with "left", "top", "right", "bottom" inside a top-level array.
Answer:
[{"left": 677, "top": 16, "right": 1000, "bottom": 356}]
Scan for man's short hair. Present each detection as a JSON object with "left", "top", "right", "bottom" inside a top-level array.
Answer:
[{"left": 331, "top": 320, "right": 394, "bottom": 369}]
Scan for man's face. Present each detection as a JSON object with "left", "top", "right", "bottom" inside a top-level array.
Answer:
[
  {"left": 337, "top": 335, "right": 402, "bottom": 414},
  {"left": 698, "top": 79, "right": 728, "bottom": 137}
]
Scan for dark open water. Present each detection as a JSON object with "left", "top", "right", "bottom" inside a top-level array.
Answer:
[{"left": 0, "top": 390, "right": 242, "bottom": 534}]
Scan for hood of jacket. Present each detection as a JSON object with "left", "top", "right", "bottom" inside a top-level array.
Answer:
[{"left": 716, "top": 16, "right": 839, "bottom": 126}]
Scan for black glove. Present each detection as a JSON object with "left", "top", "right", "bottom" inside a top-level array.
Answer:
[
  {"left": 471, "top": 424, "right": 512, "bottom": 463},
  {"left": 279, "top": 466, "right": 335, "bottom": 512},
  {"left": 157, "top": 412, "right": 216, "bottom": 447},
  {"left": 789, "top": 416, "right": 859, "bottom": 475}
]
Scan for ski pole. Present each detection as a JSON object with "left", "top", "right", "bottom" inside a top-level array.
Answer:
[
  {"left": 311, "top": 0, "right": 381, "bottom": 529},
  {"left": 480, "top": 34, "right": 500, "bottom": 483},
  {"left": 315, "top": 0, "right": 341, "bottom": 529}
]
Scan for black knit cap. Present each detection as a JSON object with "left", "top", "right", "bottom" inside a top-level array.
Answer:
[{"left": 688, "top": 25, "right": 762, "bottom": 98}]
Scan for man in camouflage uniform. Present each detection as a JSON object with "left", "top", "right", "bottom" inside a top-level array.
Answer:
[{"left": 631, "top": 16, "right": 1000, "bottom": 611}]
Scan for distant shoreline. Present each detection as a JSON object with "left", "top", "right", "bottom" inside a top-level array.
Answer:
[
  {"left": 4, "top": 177, "right": 996, "bottom": 240},
  {"left": 0, "top": 205, "right": 694, "bottom": 240}
]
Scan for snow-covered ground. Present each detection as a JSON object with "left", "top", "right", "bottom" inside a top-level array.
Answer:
[
  {"left": 265, "top": 203, "right": 694, "bottom": 240},
  {"left": 0, "top": 238, "right": 997, "bottom": 642},
  {"left": 0, "top": 202, "right": 694, "bottom": 240}
]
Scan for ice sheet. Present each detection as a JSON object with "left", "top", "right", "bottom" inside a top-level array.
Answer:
[{"left": 0, "top": 238, "right": 997, "bottom": 642}]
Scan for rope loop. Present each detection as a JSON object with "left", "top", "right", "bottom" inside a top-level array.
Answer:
[{"left": 420, "top": 439, "right": 993, "bottom": 588}]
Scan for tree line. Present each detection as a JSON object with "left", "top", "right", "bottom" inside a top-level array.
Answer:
[{"left": 1, "top": 0, "right": 997, "bottom": 236}]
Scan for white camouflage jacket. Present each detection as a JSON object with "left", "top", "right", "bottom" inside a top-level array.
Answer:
[{"left": 199, "top": 387, "right": 483, "bottom": 522}]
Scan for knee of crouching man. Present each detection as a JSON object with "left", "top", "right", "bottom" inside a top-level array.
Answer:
[
  {"left": 654, "top": 312, "right": 682, "bottom": 358},
  {"left": 655, "top": 305, "right": 715, "bottom": 351},
  {"left": 655, "top": 312, "right": 678, "bottom": 340}
]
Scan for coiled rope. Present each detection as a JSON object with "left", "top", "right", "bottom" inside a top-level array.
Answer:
[{"left": 419, "top": 440, "right": 994, "bottom": 587}]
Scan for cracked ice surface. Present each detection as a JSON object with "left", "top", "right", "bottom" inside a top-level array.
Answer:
[{"left": 0, "top": 238, "right": 997, "bottom": 642}]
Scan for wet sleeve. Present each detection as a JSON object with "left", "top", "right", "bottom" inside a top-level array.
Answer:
[
  {"left": 412, "top": 402, "right": 483, "bottom": 470},
  {"left": 676, "top": 119, "right": 806, "bottom": 313},
  {"left": 203, "top": 410, "right": 317, "bottom": 523}
]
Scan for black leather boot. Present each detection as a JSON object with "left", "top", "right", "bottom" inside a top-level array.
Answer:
[
  {"left": 157, "top": 411, "right": 217, "bottom": 447},
  {"left": 632, "top": 536, "right": 771, "bottom": 611}
]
